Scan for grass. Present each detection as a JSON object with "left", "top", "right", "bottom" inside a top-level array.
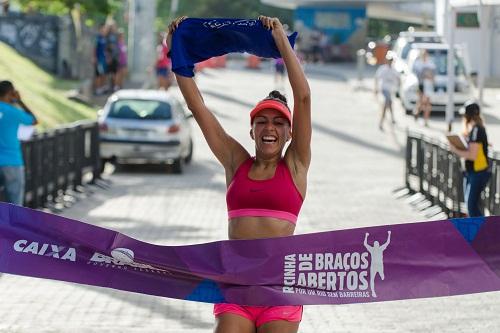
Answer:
[{"left": 0, "top": 42, "right": 96, "bottom": 130}]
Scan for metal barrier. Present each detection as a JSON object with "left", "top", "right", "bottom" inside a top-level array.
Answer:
[
  {"left": 406, "top": 132, "right": 500, "bottom": 217},
  {"left": 21, "top": 121, "right": 101, "bottom": 209}
]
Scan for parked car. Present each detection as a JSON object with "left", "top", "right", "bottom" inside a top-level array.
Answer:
[
  {"left": 399, "top": 43, "right": 474, "bottom": 114},
  {"left": 98, "top": 89, "right": 193, "bottom": 173},
  {"left": 391, "top": 31, "right": 443, "bottom": 75}
]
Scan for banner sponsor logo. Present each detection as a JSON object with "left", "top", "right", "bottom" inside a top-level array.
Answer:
[
  {"left": 203, "top": 19, "right": 258, "bottom": 30},
  {"left": 282, "top": 231, "right": 391, "bottom": 299},
  {"left": 88, "top": 247, "right": 171, "bottom": 275},
  {"left": 13, "top": 239, "right": 76, "bottom": 262}
]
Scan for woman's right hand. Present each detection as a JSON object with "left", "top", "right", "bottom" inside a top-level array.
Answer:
[{"left": 165, "top": 16, "right": 188, "bottom": 50}]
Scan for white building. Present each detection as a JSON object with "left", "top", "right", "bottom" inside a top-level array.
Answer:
[
  {"left": 262, "top": 0, "right": 434, "bottom": 60},
  {"left": 436, "top": 0, "right": 500, "bottom": 85}
]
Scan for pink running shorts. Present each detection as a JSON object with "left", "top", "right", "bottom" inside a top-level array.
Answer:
[{"left": 213, "top": 303, "right": 303, "bottom": 327}]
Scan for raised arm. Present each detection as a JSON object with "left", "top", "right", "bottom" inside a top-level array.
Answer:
[
  {"left": 364, "top": 233, "right": 370, "bottom": 248},
  {"left": 167, "top": 17, "right": 248, "bottom": 179},
  {"left": 261, "top": 16, "right": 311, "bottom": 170},
  {"left": 382, "top": 230, "right": 391, "bottom": 248},
  {"left": 13, "top": 90, "right": 38, "bottom": 125}
]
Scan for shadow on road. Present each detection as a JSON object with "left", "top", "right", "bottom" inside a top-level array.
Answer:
[{"left": 313, "top": 121, "right": 405, "bottom": 158}]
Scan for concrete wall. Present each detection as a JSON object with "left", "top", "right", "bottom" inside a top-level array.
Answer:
[
  {"left": 490, "top": 6, "right": 500, "bottom": 80},
  {"left": 0, "top": 13, "right": 59, "bottom": 73},
  {"left": 0, "top": 12, "right": 94, "bottom": 80},
  {"left": 436, "top": 0, "right": 500, "bottom": 83}
]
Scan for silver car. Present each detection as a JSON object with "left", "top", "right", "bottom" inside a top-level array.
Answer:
[{"left": 98, "top": 89, "right": 193, "bottom": 173}]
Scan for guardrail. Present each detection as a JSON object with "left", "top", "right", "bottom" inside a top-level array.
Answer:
[
  {"left": 20, "top": 121, "right": 102, "bottom": 209},
  {"left": 405, "top": 132, "right": 500, "bottom": 217}
]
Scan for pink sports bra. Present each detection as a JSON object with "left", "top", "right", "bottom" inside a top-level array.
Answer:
[{"left": 226, "top": 157, "right": 304, "bottom": 224}]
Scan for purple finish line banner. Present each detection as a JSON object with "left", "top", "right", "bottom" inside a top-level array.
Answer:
[{"left": 1, "top": 202, "right": 500, "bottom": 306}]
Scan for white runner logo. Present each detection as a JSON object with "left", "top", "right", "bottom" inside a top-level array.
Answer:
[{"left": 363, "top": 231, "right": 391, "bottom": 297}]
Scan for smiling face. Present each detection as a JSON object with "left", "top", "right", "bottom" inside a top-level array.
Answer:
[{"left": 250, "top": 108, "right": 292, "bottom": 158}]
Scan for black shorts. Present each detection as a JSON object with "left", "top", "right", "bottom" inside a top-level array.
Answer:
[
  {"left": 418, "top": 83, "right": 424, "bottom": 93},
  {"left": 95, "top": 60, "right": 107, "bottom": 76},
  {"left": 107, "top": 59, "right": 119, "bottom": 74}
]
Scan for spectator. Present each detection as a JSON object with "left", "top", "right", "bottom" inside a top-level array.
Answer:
[
  {"left": 115, "top": 29, "right": 128, "bottom": 90},
  {"left": 449, "top": 101, "right": 491, "bottom": 217},
  {"left": 310, "top": 28, "right": 321, "bottom": 63},
  {"left": 0, "top": 81, "right": 38, "bottom": 205},
  {"left": 0, "top": 0, "right": 9, "bottom": 15},
  {"left": 319, "top": 31, "right": 329, "bottom": 63},
  {"left": 412, "top": 50, "right": 435, "bottom": 126},
  {"left": 155, "top": 33, "right": 172, "bottom": 90},
  {"left": 374, "top": 54, "right": 400, "bottom": 131},
  {"left": 94, "top": 23, "right": 109, "bottom": 95},
  {"left": 106, "top": 22, "right": 120, "bottom": 92},
  {"left": 273, "top": 57, "right": 286, "bottom": 91}
]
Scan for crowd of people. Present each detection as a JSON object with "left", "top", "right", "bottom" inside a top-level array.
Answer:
[
  {"left": 93, "top": 22, "right": 128, "bottom": 95},
  {"left": 373, "top": 47, "right": 490, "bottom": 217}
]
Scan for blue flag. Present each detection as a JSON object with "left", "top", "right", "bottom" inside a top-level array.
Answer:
[{"left": 171, "top": 18, "right": 298, "bottom": 77}]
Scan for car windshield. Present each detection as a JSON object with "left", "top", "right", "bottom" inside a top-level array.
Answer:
[
  {"left": 399, "top": 36, "right": 441, "bottom": 60},
  {"left": 109, "top": 99, "right": 172, "bottom": 120},
  {"left": 427, "top": 49, "right": 466, "bottom": 76}
]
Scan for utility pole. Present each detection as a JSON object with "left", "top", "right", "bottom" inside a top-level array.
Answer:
[
  {"left": 445, "top": 0, "right": 456, "bottom": 132},
  {"left": 170, "top": 0, "right": 179, "bottom": 20},
  {"left": 128, "top": 0, "right": 156, "bottom": 84},
  {"left": 477, "top": 2, "right": 488, "bottom": 108}
]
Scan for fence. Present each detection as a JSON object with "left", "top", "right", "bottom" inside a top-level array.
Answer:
[
  {"left": 20, "top": 121, "right": 101, "bottom": 209},
  {"left": 405, "top": 132, "right": 500, "bottom": 217}
]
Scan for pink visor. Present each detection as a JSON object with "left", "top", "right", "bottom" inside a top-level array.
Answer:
[{"left": 250, "top": 99, "right": 291, "bottom": 125}]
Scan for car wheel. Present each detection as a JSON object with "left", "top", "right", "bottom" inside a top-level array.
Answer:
[
  {"left": 172, "top": 158, "right": 184, "bottom": 174},
  {"left": 184, "top": 139, "right": 193, "bottom": 164}
]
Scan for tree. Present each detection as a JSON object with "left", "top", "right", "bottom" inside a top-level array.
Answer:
[{"left": 17, "top": 0, "right": 123, "bottom": 25}]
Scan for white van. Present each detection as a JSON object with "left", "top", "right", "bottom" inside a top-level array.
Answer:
[
  {"left": 399, "top": 43, "right": 474, "bottom": 114},
  {"left": 391, "top": 31, "right": 442, "bottom": 75}
]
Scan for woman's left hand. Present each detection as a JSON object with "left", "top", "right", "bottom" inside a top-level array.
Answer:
[{"left": 258, "top": 15, "right": 285, "bottom": 38}]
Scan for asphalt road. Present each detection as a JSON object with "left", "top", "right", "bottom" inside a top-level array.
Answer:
[{"left": 1, "top": 62, "right": 499, "bottom": 332}]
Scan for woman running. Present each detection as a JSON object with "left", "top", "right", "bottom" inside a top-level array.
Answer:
[{"left": 167, "top": 15, "right": 311, "bottom": 333}]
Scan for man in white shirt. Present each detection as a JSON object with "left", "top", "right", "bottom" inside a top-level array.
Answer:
[{"left": 375, "top": 55, "right": 400, "bottom": 131}]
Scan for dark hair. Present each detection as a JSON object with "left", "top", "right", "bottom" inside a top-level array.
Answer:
[
  {"left": 0, "top": 80, "right": 14, "bottom": 98},
  {"left": 463, "top": 100, "right": 484, "bottom": 128},
  {"left": 265, "top": 90, "right": 289, "bottom": 109}
]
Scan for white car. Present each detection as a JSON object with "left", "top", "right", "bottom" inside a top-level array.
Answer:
[
  {"left": 98, "top": 89, "right": 193, "bottom": 173},
  {"left": 391, "top": 31, "right": 442, "bottom": 75},
  {"left": 399, "top": 43, "right": 474, "bottom": 114}
]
